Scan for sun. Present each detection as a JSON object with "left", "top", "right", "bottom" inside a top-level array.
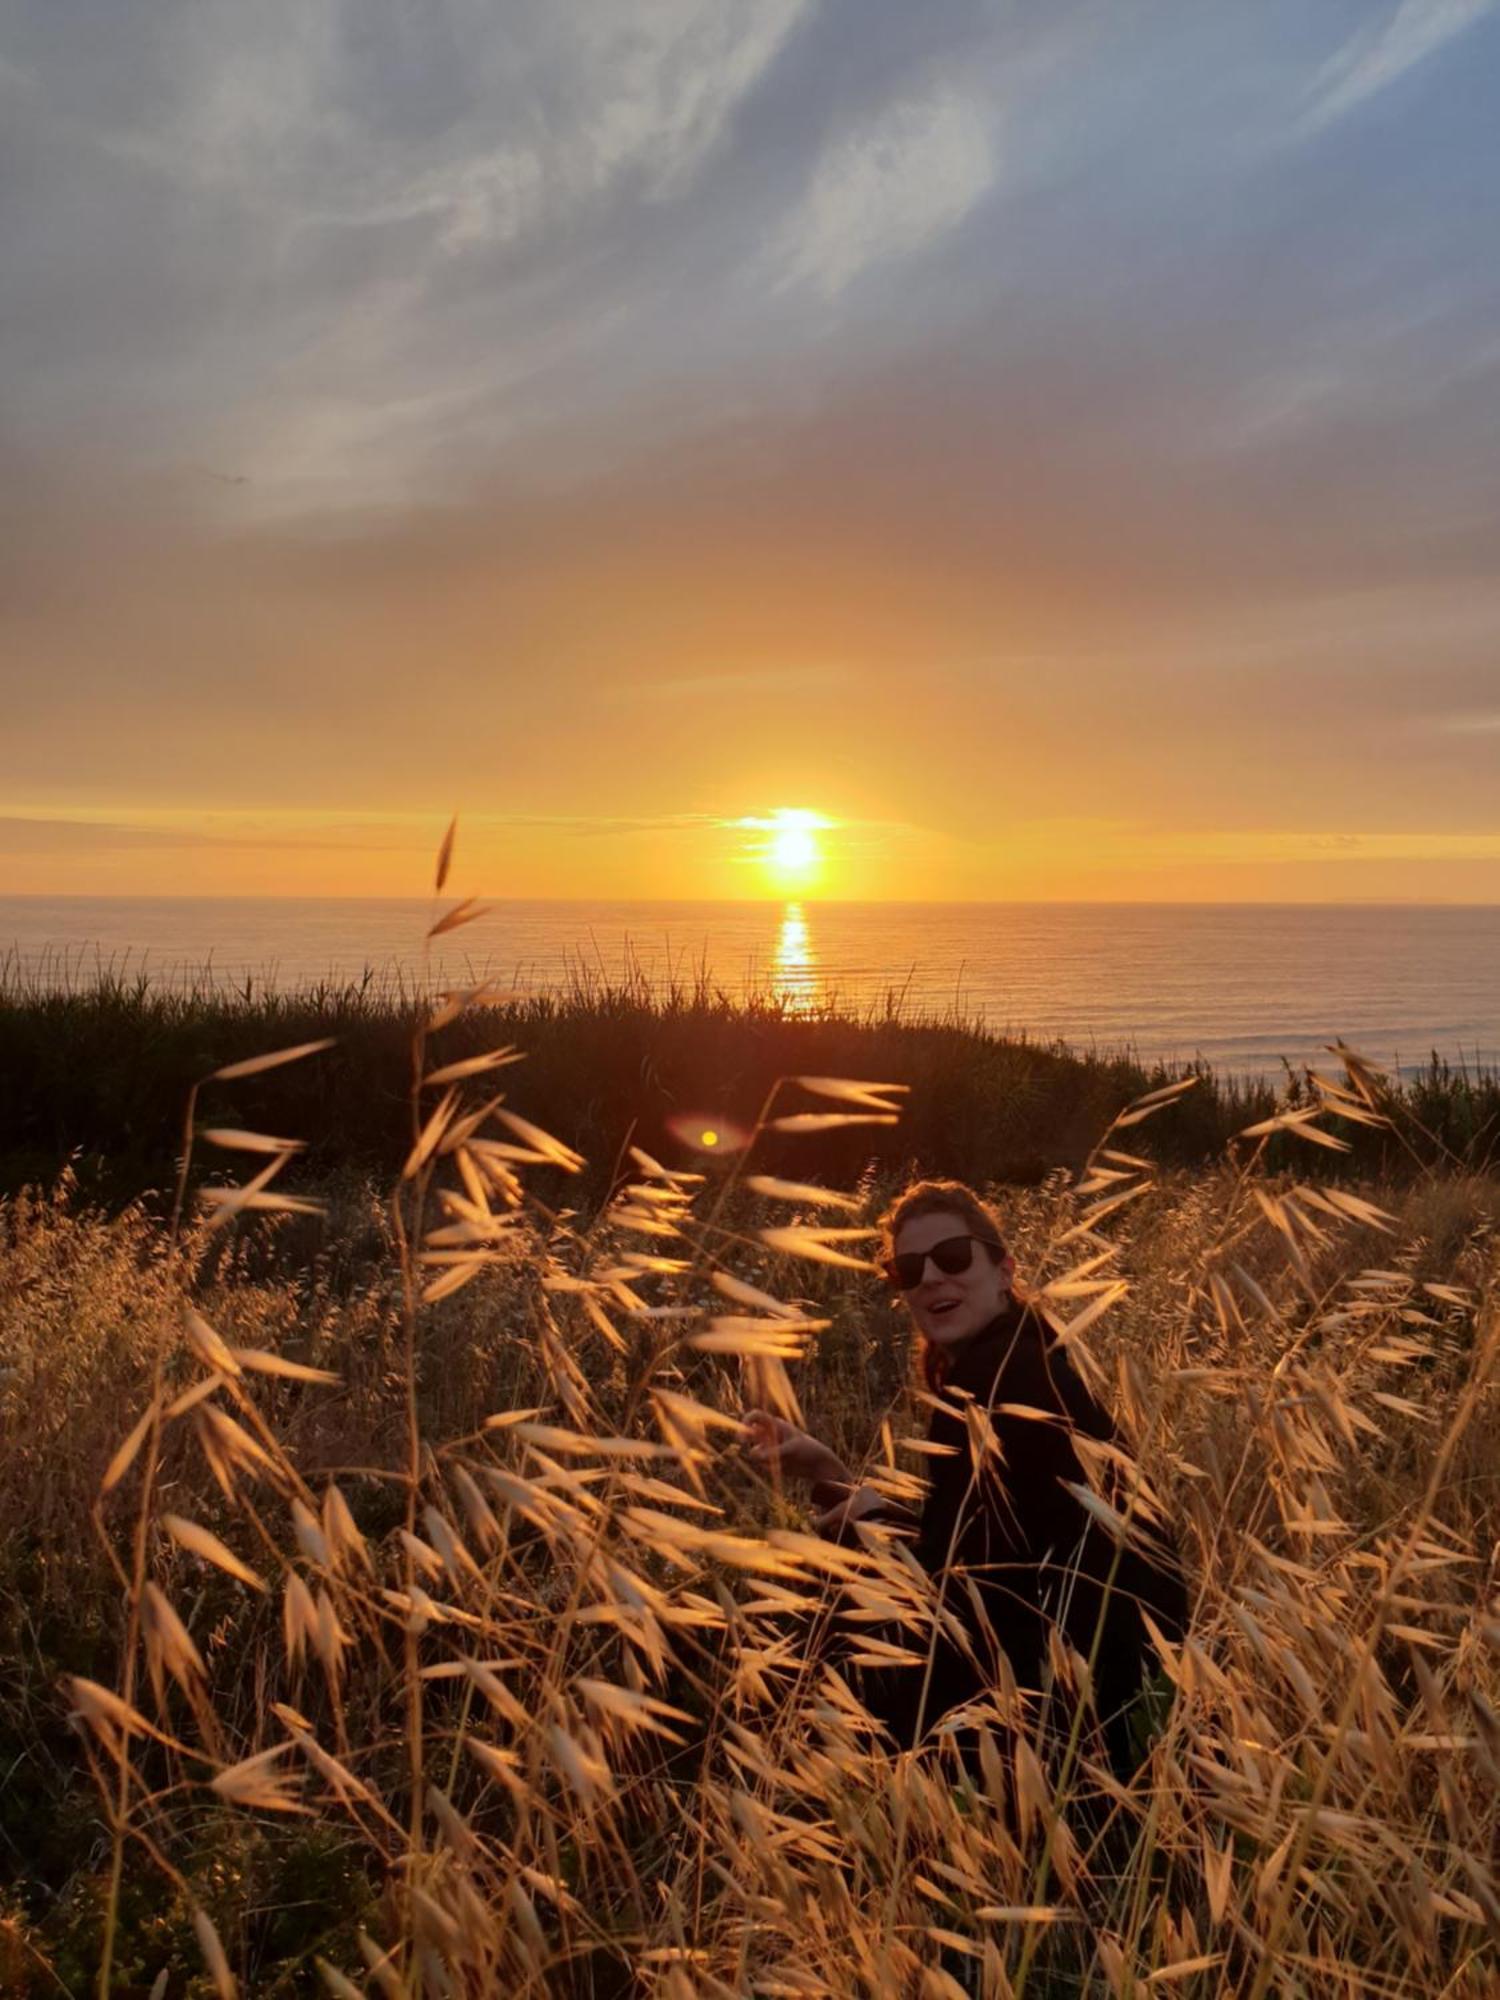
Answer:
[
  {"left": 771, "top": 819, "right": 818, "bottom": 874},
  {"left": 741, "top": 807, "right": 830, "bottom": 890}
]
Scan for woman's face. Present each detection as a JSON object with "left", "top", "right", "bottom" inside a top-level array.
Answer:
[{"left": 892, "top": 1208, "right": 1013, "bottom": 1351}]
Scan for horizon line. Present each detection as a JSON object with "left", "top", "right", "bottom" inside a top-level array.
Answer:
[{"left": 3, "top": 892, "right": 1500, "bottom": 912}]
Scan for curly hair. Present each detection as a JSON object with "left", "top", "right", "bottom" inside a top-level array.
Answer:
[{"left": 876, "top": 1177, "right": 1020, "bottom": 1389}]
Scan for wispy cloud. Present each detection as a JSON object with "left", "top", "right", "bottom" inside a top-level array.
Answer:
[
  {"left": 1301, "top": 0, "right": 1498, "bottom": 131},
  {"left": 0, "top": 809, "right": 732, "bottom": 856},
  {"left": 0, "top": 815, "right": 414, "bottom": 854},
  {"left": 767, "top": 84, "right": 996, "bottom": 296},
  {"left": 0, "top": 818, "right": 191, "bottom": 854},
  {"left": 1434, "top": 711, "right": 1500, "bottom": 734},
  {"left": 303, "top": 1, "right": 813, "bottom": 248},
  {"left": 90, "top": 2, "right": 810, "bottom": 227},
  {"left": 613, "top": 665, "right": 853, "bottom": 703},
  {"left": 5, "top": 0, "right": 815, "bottom": 515}
]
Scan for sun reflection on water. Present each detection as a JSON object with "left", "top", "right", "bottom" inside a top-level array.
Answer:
[{"left": 772, "top": 901, "right": 821, "bottom": 1014}]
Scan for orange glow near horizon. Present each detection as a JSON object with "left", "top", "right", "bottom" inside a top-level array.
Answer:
[{"left": 7, "top": 805, "right": 1500, "bottom": 903}]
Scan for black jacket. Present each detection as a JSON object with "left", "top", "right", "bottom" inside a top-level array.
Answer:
[{"left": 835, "top": 1297, "right": 1188, "bottom": 1766}]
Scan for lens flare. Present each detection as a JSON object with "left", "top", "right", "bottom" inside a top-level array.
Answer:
[{"left": 666, "top": 1112, "right": 750, "bottom": 1155}]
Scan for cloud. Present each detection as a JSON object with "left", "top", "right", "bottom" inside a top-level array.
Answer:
[
  {"left": 83, "top": 1, "right": 810, "bottom": 227},
  {"left": 493, "top": 814, "right": 725, "bottom": 840},
  {"left": 767, "top": 84, "right": 996, "bottom": 296},
  {"left": 0, "top": 809, "right": 739, "bottom": 858},
  {"left": 0, "top": 818, "right": 190, "bottom": 854},
  {"left": 1301, "top": 0, "right": 1498, "bottom": 130},
  {"left": 0, "top": 815, "right": 425, "bottom": 854},
  {"left": 614, "top": 665, "right": 854, "bottom": 703},
  {"left": 287, "top": 0, "right": 812, "bottom": 245},
  {"left": 1, "top": 0, "right": 815, "bottom": 513}
]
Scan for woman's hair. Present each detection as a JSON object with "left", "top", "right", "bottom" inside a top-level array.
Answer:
[{"left": 876, "top": 1177, "right": 1019, "bottom": 1390}]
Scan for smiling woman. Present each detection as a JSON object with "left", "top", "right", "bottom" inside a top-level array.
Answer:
[{"left": 746, "top": 1175, "right": 1190, "bottom": 1772}]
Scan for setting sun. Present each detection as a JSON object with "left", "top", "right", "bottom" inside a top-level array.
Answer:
[
  {"left": 771, "top": 820, "right": 816, "bottom": 874},
  {"left": 737, "top": 808, "right": 832, "bottom": 893}
]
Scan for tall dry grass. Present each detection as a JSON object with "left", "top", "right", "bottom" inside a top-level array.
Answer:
[{"left": 2, "top": 850, "right": 1498, "bottom": 1997}]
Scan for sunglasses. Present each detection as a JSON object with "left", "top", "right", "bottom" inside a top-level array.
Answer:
[{"left": 882, "top": 1233, "right": 1003, "bottom": 1291}]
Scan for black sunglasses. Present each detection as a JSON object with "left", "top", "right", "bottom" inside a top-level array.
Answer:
[{"left": 882, "top": 1233, "right": 1003, "bottom": 1291}]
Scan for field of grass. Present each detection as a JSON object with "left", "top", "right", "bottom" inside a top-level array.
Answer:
[{"left": 2, "top": 954, "right": 1498, "bottom": 1996}]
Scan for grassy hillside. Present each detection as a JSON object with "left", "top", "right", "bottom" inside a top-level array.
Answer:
[
  {"left": 3, "top": 967, "right": 1498, "bottom": 1214},
  {"left": 1, "top": 989, "right": 1497, "bottom": 1995}
]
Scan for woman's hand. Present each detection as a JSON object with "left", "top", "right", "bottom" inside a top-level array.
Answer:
[
  {"left": 810, "top": 1483, "right": 891, "bottom": 1536},
  {"left": 741, "top": 1409, "right": 850, "bottom": 1489}
]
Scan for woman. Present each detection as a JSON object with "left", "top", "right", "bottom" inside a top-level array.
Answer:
[{"left": 744, "top": 1178, "right": 1187, "bottom": 1774}]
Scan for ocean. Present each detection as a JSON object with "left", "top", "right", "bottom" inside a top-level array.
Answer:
[{"left": 3, "top": 896, "right": 1498, "bottom": 1081}]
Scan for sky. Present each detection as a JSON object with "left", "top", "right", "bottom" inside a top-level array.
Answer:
[{"left": 2, "top": 0, "right": 1499, "bottom": 902}]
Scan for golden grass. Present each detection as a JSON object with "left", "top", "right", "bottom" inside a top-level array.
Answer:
[{"left": 1, "top": 861, "right": 1498, "bottom": 1997}]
